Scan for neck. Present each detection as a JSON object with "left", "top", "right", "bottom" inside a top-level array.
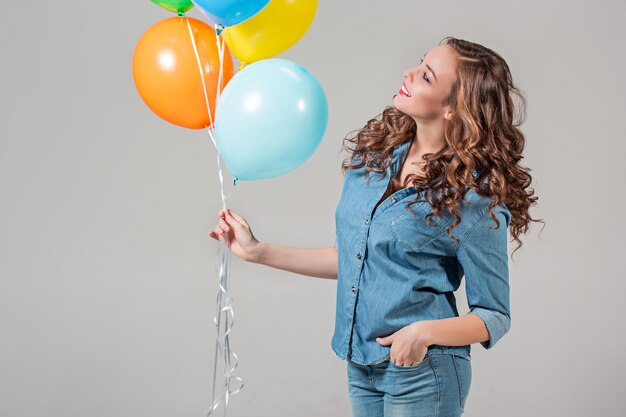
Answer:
[{"left": 410, "top": 126, "right": 445, "bottom": 156}]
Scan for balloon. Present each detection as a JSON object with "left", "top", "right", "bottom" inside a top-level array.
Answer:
[
  {"left": 221, "top": 0, "right": 317, "bottom": 64},
  {"left": 132, "top": 17, "right": 235, "bottom": 129},
  {"left": 214, "top": 58, "right": 328, "bottom": 181},
  {"left": 191, "top": 0, "right": 270, "bottom": 27},
  {"left": 149, "top": 0, "right": 194, "bottom": 14}
]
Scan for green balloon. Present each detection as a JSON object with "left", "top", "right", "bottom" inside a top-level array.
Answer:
[{"left": 149, "top": 0, "right": 194, "bottom": 14}]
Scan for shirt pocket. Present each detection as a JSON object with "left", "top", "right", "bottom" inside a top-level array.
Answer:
[{"left": 390, "top": 204, "right": 449, "bottom": 252}]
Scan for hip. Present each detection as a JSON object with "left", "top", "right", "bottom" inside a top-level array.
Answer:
[{"left": 347, "top": 347, "right": 472, "bottom": 416}]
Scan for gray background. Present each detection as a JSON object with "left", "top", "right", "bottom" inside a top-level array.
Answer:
[{"left": 1, "top": 0, "right": 624, "bottom": 416}]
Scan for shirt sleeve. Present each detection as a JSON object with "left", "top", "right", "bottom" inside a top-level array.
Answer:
[{"left": 457, "top": 204, "right": 512, "bottom": 350}]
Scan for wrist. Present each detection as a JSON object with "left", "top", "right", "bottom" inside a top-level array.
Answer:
[
  {"left": 247, "top": 241, "right": 267, "bottom": 263},
  {"left": 413, "top": 320, "right": 435, "bottom": 347}
]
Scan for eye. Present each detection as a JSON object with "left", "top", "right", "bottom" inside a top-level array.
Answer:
[{"left": 420, "top": 58, "right": 431, "bottom": 84}]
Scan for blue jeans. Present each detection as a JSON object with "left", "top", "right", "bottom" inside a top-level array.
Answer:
[{"left": 347, "top": 346, "right": 472, "bottom": 417}]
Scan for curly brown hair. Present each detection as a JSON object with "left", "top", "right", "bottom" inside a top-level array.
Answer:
[{"left": 339, "top": 36, "right": 543, "bottom": 257}]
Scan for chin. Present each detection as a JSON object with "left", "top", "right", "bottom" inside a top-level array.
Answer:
[{"left": 392, "top": 95, "right": 406, "bottom": 112}]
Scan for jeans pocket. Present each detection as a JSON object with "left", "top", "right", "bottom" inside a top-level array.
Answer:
[
  {"left": 451, "top": 355, "right": 472, "bottom": 410},
  {"left": 388, "top": 355, "right": 430, "bottom": 370}
]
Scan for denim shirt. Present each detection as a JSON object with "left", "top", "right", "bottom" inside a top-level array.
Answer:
[{"left": 332, "top": 137, "right": 511, "bottom": 365}]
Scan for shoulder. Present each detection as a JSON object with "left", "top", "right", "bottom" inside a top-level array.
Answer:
[{"left": 459, "top": 189, "right": 511, "bottom": 235}]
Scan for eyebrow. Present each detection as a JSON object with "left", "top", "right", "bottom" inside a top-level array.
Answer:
[{"left": 422, "top": 53, "right": 438, "bottom": 84}]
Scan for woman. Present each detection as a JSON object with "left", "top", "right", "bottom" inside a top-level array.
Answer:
[{"left": 209, "top": 37, "right": 541, "bottom": 417}]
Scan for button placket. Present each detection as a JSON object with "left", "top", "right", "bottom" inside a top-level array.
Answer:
[{"left": 346, "top": 205, "right": 377, "bottom": 358}]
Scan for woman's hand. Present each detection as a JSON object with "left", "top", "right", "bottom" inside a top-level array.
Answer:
[
  {"left": 209, "top": 208, "right": 264, "bottom": 262},
  {"left": 376, "top": 321, "right": 433, "bottom": 366}
]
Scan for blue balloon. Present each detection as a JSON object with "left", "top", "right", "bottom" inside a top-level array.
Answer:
[
  {"left": 191, "top": 0, "right": 270, "bottom": 27},
  {"left": 215, "top": 58, "right": 328, "bottom": 181}
]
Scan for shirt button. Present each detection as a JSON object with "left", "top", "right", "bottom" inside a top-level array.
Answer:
[
  {"left": 356, "top": 253, "right": 362, "bottom": 260},
  {"left": 351, "top": 286, "right": 356, "bottom": 292},
  {"left": 348, "top": 317, "right": 352, "bottom": 323},
  {"left": 365, "top": 219, "right": 369, "bottom": 224},
  {"left": 391, "top": 197, "right": 397, "bottom": 203}
]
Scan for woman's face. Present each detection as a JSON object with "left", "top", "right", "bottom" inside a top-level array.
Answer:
[{"left": 393, "top": 44, "right": 458, "bottom": 122}]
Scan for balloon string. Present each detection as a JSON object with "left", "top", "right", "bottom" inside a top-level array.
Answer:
[{"left": 184, "top": 16, "right": 243, "bottom": 417}]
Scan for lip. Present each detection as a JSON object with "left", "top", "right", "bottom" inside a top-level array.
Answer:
[{"left": 398, "top": 81, "right": 411, "bottom": 97}]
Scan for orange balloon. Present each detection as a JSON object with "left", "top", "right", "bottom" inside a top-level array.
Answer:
[{"left": 132, "top": 16, "right": 235, "bottom": 129}]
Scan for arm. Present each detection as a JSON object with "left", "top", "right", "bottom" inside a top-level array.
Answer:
[
  {"left": 419, "top": 314, "right": 491, "bottom": 348},
  {"left": 249, "top": 244, "right": 338, "bottom": 280},
  {"left": 422, "top": 204, "right": 512, "bottom": 349},
  {"left": 210, "top": 208, "right": 339, "bottom": 280}
]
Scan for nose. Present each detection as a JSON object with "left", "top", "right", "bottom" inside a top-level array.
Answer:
[{"left": 403, "top": 70, "right": 412, "bottom": 83}]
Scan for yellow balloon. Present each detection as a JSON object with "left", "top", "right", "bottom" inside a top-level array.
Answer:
[{"left": 221, "top": 0, "right": 317, "bottom": 65}]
